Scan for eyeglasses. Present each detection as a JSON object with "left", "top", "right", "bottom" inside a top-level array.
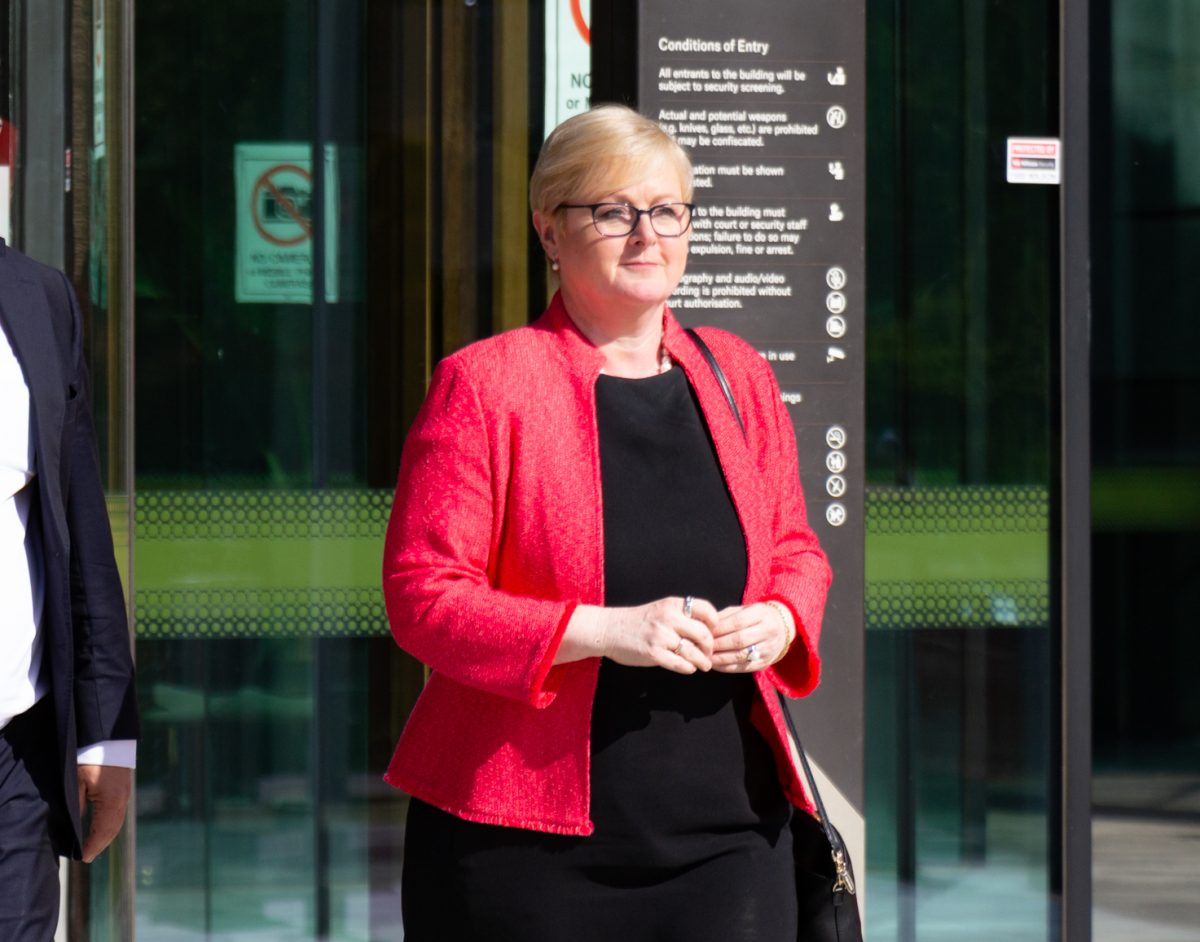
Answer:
[{"left": 557, "top": 201, "right": 696, "bottom": 238}]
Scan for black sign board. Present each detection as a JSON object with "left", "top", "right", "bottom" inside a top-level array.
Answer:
[{"left": 594, "top": 0, "right": 865, "bottom": 814}]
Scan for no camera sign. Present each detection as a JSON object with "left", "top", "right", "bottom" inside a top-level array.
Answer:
[
  {"left": 252, "top": 163, "right": 314, "bottom": 246},
  {"left": 234, "top": 143, "right": 339, "bottom": 303}
]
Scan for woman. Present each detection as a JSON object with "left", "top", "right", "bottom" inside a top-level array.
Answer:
[{"left": 383, "top": 104, "right": 831, "bottom": 941}]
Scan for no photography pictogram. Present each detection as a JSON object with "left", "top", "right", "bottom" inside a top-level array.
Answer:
[
  {"left": 571, "top": 0, "right": 589, "bottom": 43},
  {"left": 251, "top": 163, "right": 314, "bottom": 246}
]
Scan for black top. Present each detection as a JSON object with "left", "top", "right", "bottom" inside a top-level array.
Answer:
[{"left": 590, "top": 367, "right": 788, "bottom": 866}]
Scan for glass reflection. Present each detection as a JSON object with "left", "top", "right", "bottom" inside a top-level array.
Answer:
[
  {"left": 1090, "top": 1, "right": 1200, "bottom": 936},
  {"left": 865, "top": 0, "right": 1058, "bottom": 937}
]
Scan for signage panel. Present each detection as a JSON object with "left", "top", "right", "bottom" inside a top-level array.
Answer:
[
  {"left": 234, "top": 142, "right": 339, "bottom": 304},
  {"left": 1006, "top": 136, "right": 1062, "bottom": 185},
  {"left": 601, "top": 0, "right": 867, "bottom": 833},
  {"left": 544, "top": 0, "right": 593, "bottom": 135}
]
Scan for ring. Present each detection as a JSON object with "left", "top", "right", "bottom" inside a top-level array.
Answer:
[
  {"left": 673, "top": 640, "right": 685, "bottom": 656},
  {"left": 682, "top": 596, "right": 694, "bottom": 618},
  {"left": 741, "top": 643, "right": 759, "bottom": 663}
]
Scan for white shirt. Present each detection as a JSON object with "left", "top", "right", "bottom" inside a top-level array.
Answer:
[{"left": 0, "top": 323, "right": 134, "bottom": 768}]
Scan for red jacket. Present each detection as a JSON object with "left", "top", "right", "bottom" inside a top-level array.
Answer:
[{"left": 382, "top": 293, "right": 832, "bottom": 835}]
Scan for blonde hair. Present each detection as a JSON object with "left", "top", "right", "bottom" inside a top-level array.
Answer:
[{"left": 529, "top": 104, "right": 693, "bottom": 214}]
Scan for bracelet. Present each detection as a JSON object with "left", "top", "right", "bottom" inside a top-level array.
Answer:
[{"left": 765, "top": 600, "right": 796, "bottom": 665}]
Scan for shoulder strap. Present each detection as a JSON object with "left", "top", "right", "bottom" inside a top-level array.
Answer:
[
  {"left": 685, "top": 328, "right": 745, "bottom": 441},
  {"left": 780, "top": 696, "right": 855, "bottom": 891},
  {"left": 685, "top": 325, "right": 856, "bottom": 894}
]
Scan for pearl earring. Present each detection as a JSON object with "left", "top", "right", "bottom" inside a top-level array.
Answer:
[{"left": 551, "top": 259, "right": 560, "bottom": 272}]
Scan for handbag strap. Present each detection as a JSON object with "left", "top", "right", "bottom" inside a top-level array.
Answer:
[
  {"left": 685, "top": 329, "right": 746, "bottom": 439},
  {"left": 684, "top": 325, "right": 856, "bottom": 896},
  {"left": 778, "top": 693, "right": 855, "bottom": 894}
]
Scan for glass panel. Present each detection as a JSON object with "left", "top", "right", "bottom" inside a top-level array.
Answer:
[
  {"left": 864, "top": 1, "right": 1059, "bottom": 938},
  {"left": 132, "top": 1, "right": 540, "bottom": 938},
  {"left": 6, "top": 0, "right": 69, "bottom": 262},
  {"left": 132, "top": 2, "right": 404, "bottom": 938},
  {"left": 1090, "top": 2, "right": 1200, "bottom": 936},
  {"left": 80, "top": 0, "right": 138, "bottom": 933}
]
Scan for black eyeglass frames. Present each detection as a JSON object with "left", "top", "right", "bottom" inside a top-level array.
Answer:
[{"left": 556, "top": 201, "right": 696, "bottom": 238}]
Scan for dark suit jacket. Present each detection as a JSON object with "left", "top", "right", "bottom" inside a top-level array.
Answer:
[{"left": 0, "top": 239, "right": 139, "bottom": 858}]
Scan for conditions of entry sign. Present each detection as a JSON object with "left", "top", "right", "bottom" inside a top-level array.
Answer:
[{"left": 591, "top": 0, "right": 867, "bottom": 895}]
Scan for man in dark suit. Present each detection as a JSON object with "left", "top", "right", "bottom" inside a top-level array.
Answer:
[{"left": 0, "top": 238, "right": 139, "bottom": 940}]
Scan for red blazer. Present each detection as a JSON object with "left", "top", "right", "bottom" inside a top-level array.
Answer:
[{"left": 382, "top": 293, "right": 831, "bottom": 835}]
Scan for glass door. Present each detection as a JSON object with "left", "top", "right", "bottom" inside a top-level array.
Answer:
[
  {"left": 132, "top": 2, "right": 395, "bottom": 936},
  {"left": 864, "top": 2, "right": 1062, "bottom": 938},
  {"left": 131, "top": 1, "right": 543, "bottom": 938},
  {"left": 1090, "top": 1, "right": 1200, "bottom": 936}
]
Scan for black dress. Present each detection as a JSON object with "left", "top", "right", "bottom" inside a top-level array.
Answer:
[{"left": 402, "top": 368, "right": 795, "bottom": 941}]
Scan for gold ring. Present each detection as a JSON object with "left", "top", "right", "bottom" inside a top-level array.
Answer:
[{"left": 673, "top": 640, "right": 685, "bottom": 656}]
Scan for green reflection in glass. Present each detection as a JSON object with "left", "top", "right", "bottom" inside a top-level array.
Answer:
[
  {"left": 131, "top": 0, "right": 404, "bottom": 938},
  {"left": 864, "top": 0, "right": 1058, "bottom": 937},
  {"left": 1090, "top": 1, "right": 1200, "bottom": 935}
]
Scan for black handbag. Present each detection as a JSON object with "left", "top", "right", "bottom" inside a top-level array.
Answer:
[{"left": 685, "top": 328, "right": 864, "bottom": 942}]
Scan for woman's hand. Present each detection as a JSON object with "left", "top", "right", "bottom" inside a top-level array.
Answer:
[
  {"left": 710, "top": 602, "right": 793, "bottom": 673},
  {"left": 556, "top": 597, "right": 720, "bottom": 673}
]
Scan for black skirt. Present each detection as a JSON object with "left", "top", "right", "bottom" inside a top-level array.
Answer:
[{"left": 401, "top": 368, "right": 795, "bottom": 941}]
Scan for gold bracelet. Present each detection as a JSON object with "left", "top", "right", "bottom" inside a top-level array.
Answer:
[{"left": 765, "top": 600, "right": 796, "bottom": 665}]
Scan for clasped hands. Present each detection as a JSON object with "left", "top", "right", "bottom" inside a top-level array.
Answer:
[{"left": 560, "top": 596, "right": 793, "bottom": 674}]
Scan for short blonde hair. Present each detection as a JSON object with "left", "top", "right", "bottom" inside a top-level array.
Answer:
[{"left": 529, "top": 104, "right": 693, "bottom": 214}]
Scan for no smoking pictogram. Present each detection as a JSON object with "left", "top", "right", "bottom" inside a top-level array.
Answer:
[{"left": 251, "top": 163, "right": 314, "bottom": 246}]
